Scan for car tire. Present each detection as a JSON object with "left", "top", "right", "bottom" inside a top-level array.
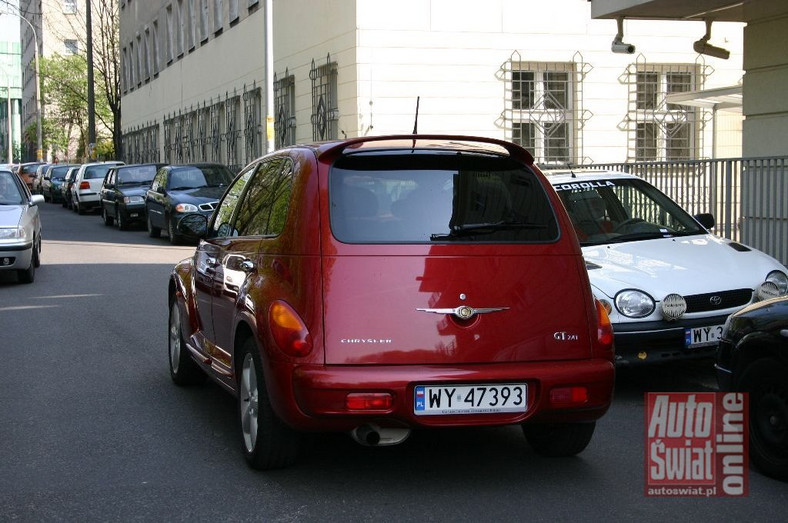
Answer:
[
  {"left": 238, "top": 337, "right": 301, "bottom": 470},
  {"left": 33, "top": 236, "right": 41, "bottom": 268},
  {"left": 522, "top": 421, "right": 596, "bottom": 457},
  {"left": 17, "top": 248, "right": 36, "bottom": 284},
  {"left": 168, "top": 217, "right": 182, "bottom": 245},
  {"left": 738, "top": 358, "right": 788, "bottom": 481},
  {"left": 147, "top": 214, "right": 161, "bottom": 238},
  {"left": 102, "top": 207, "right": 114, "bottom": 226},
  {"left": 168, "top": 299, "right": 205, "bottom": 386},
  {"left": 116, "top": 209, "right": 127, "bottom": 230}
]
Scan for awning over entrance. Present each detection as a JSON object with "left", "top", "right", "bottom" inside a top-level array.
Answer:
[{"left": 665, "top": 84, "right": 742, "bottom": 112}]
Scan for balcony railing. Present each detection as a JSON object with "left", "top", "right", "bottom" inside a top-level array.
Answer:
[{"left": 579, "top": 157, "right": 788, "bottom": 266}]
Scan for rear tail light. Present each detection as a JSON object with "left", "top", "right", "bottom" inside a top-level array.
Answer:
[
  {"left": 549, "top": 386, "right": 588, "bottom": 406},
  {"left": 595, "top": 298, "right": 614, "bottom": 350},
  {"left": 79, "top": 181, "right": 90, "bottom": 190},
  {"left": 345, "top": 393, "right": 394, "bottom": 411},
  {"left": 269, "top": 301, "right": 312, "bottom": 357}
]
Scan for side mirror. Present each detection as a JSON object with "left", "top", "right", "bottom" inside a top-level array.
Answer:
[
  {"left": 30, "top": 194, "right": 45, "bottom": 206},
  {"left": 177, "top": 213, "right": 208, "bottom": 239},
  {"left": 694, "top": 213, "right": 715, "bottom": 230}
]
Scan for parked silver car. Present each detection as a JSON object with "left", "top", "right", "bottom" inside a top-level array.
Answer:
[{"left": 0, "top": 168, "right": 43, "bottom": 283}]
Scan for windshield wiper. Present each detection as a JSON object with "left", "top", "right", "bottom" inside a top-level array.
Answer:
[
  {"left": 430, "top": 220, "right": 548, "bottom": 240},
  {"left": 606, "top": 231, "right": 676, "bottom": 243}
]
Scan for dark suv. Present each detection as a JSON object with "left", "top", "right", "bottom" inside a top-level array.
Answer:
[
  {"left": 145, "top": 163, "right": 234, "bottom": 244},
  {"left": 168, "top": 135, "right": 615, "bottom": 470}
]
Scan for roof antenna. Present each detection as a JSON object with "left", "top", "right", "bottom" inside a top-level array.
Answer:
[
  {"left": 412, "top": 96, "right": 420, "bottom": 135},
  {"left": 568, "top": 162, "right": 577, "bottom": 178}
]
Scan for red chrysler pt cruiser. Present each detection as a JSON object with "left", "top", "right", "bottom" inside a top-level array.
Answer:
[{"left": 168, "top": 135, "right": 615, "bottom": 469}]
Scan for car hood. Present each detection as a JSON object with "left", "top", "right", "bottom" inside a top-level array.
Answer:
[
  {"left": 0, "top": 205, "right": 23, "bottom": 227},
  {"left": 169, "top": 186, "right": 225, "bottom": 202},
  {"left": 583, "top": 234, "right": 785, "bottom": 300},
  {"left": 117, "top": 185, "right": 150, "bottom": 197}
]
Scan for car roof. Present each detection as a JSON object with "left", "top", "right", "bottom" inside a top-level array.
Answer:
[{"left": 541, "top": 169, "right": 641, "bottom": 185}]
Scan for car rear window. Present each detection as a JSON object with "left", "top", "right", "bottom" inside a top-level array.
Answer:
[
  {"left": 85, "top": 165, "right": 114, "bottom": 180},
  {"left": 329, "top": 153, "right": 559, "bottom": 243}
]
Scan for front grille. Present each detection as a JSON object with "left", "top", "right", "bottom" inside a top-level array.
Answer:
[
  {"left": 199, "top": 201, "right": 218, "bottom": 212},
  {"left": 684, "top": 288, "right": 752, "bottom": 313}
]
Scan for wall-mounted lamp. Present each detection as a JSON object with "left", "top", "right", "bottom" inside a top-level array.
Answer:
[
  {"left": 611, "top": 17, "right": 636, "bottom": 54},
  {"left": 693, "top": 19, "right": 730, "bottom": 59}
]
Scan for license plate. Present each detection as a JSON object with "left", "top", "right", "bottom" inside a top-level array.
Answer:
[
  {"left": 130, "top": 212, "right": 139, "bottom": 218},
  {"left": 414, "top": 383, "right": 527, "bottom": 415},
  {"left": 684, "top": 324, "right": 725, "bottom": 348}
]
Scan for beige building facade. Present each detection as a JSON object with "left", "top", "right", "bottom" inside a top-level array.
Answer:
[{"left": 120, "top": 0, "right": 747, "bottom": 170}]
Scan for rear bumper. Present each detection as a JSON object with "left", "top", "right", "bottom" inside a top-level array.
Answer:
[{"left": 271, "top": 359, "right": 615, "bottom": 432}]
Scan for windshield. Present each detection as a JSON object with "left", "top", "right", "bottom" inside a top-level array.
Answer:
[
  {"left": 329, "top": 153, "right": 559, "bottom": 243},
  {"left": 168, "top": 165, "right": 234, "bottom": 190},
  {"left": 553, "top": 178, "right": 706, "bottom": 245},
  {"left": 117, "top": 165, "right": 158, "bottom": 185}
]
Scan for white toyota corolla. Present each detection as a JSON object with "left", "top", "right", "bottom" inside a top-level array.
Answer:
[{"left": 547, "top": 170, "right": 788, "bottom": 365}]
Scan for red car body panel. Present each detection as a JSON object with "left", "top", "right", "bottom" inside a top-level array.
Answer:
[{"left": 171, "top": 135, "right": 614, "bottom": 435}]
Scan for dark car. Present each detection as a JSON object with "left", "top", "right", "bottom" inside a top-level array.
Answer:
[
  {"left": 167, "top": 135, "right": 615, "bottom": 470},
  {"left": 100, "top": 163, "right": 166, "bottom": 230},
  {"left": 145, "top": 163, "right": 234, "bottom": 244},
  {"left": 15, "top": 162, "right": 46, "bottom": 191},
  {"left": 717, "top": 295, "right": 788, "bottom": 481},
  {"left": 61, "top": 166, "right": 80, "bottom": 209},
  {"left": 42, "top": 164, "right": 79, "bottom": 203}
]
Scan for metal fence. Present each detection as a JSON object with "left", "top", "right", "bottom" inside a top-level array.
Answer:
[{"left": 581, "top": 157, "right": 788, "bottom": 266}]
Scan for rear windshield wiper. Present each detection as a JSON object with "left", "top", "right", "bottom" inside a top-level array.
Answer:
[{"left": 430, "top": 220, "right": 548, "bottom": 240}]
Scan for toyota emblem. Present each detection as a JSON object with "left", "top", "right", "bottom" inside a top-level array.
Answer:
[{"left": 709, "top": 295, "right": 722, "bottom": 306}]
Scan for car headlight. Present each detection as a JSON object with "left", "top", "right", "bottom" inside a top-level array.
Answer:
[
  {"left": 175, "top": 203, "right": 199, "bottom": 213},
  {"left": 123, "top": 195, "right": 145, "bottom": 204},
  {"left": 615, "top": 289, "right": 656, "bottom": 318},
  {"left": 757, "top": 270, "right": 788, "bottom": 300},
  {"left": 0, "top": 227, "right": 27, "bottom": 242}
]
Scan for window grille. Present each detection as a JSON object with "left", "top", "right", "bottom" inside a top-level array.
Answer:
[
  {"left": 225, "top": 93, "right": 241, "bottom": 169},
  {"left": 243, "top": 83, "right": 263, "bottom": 160},
  {"left": 621, "top": 57, "right": 711, "bottom": 161},
  {"left": 274, "top": 70, "right": 296, "bottom": 148},
  {"left": 310, "top": 54, "right": 338, "bottom": 141},
  {"left": 500, "top": 51, "right": 591, "bottom": 165}
]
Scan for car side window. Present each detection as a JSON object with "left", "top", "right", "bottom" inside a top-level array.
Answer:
[
  {"left": 105, "top": 171, "right": 115, "bottom": 186},
  {"left": 209, "top": 162, "right": 260, "bottom": 238},
  {"left": 234, "top": 158, "right": 293, "bottom": 237}
]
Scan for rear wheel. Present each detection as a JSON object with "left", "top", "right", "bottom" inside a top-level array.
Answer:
[
  {"left": 739, "top": 358, "right": 788, "bottom": 481},
  {"left": 147, "top": 214, "right": 161, "bottom": 238},
  {"left": 168, "top": 299, "right": 205, "bottom": 385},
  {"left": 238, "top": 337, "right": 300, "bottom": 470},
  {"left": 523, "top": 421, "right": 596, "bottom": 457}
]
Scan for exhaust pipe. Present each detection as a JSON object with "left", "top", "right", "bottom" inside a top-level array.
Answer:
[{"left": 350, "top": 424, "right": 411, "bottom": 446}]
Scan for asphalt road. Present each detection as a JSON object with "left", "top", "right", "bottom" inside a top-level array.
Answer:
[{"left": 1, "top": 203, "right": 786, "bottom": 522}]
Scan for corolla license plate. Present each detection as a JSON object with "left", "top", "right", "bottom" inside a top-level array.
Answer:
[
  {"left": 685, "top": 324, "right": 725, "bottom": 348},
  {"left": 414, "top": 383, "right": 527, "bottom": 415}
]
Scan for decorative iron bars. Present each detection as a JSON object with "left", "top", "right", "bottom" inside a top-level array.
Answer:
[
  {"left": 619, "top": 56, "right": 712, "bottom": 161},
  {"left": 121, "top": 122, "right": 160, "bottom": 164},
  {"left": 127, "top": 83, "right": 264, "bottom": 172},
  {"left": 274, "top": 69, "right": 296, "bottom": 148},
  {"left": 310, "top": 53, "right": 338, "bottom": 141},
  {"left": 499, "top": 51, "right": 593, "bottom": 165}
]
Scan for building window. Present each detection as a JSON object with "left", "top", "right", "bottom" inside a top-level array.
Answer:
[
  {"left": 310, "top": 55, "right": 338, "bottom": 141},
  {"left": 64, "top": 39, "right": 78, "bottom": 55},
  {"left": 200, "top": 0, "right": 210, "bottom": 42},
  {"left": 229, "top": 0, "right": 239, "bottom": 23},
  {"left": 626, "top": 63, "right": 703, "bottom": 161},
  {"left": 166, "top": 5, "right": 175, "bottom": 63},
  {"left": 63, "top": 0, "right": 77, "bottom": 14},
  {"left": 152, "top": 20, "right": 160, "bottom": 75},
  {"left": 177, "top": 0, "right": 186, "bottom": 56},
  {"left": 274, "top": 71, "right": 296, "bottom": 148},
  {"left": 506, "top": 61, "right": 578, "bottom": 165},
  {"left": 214, "top": 0, "right": 224, "bottom": 33}
]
